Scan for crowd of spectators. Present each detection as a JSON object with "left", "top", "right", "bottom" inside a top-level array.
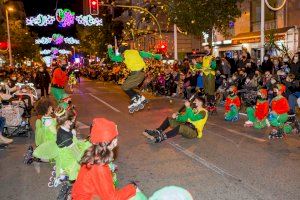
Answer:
[{"left": 81, "top": 49, "right": 300, "bottom": 115}]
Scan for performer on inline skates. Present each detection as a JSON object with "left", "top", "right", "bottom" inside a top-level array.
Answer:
[
  {"left": 143, "top": 97, "right": 208, "bottom": 143},
  {"left": 244, "top": 89, "right": 270, "bottom": 129},
  {"left": 107, "top": 44, "right": 162, "bottom": 113},
  {"left": 268, "top": 84, "right": 293, "bottom": 138},
  {"left": 51, "top": 61, "right": 68, "bottom": 102},
  {"left": 224, "top": 85, "right": 241, "bottom": 122},
  {"left": 193, "top": 45, "right": 217, "bottom": 106}
]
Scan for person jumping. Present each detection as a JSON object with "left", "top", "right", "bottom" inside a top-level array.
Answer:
[{"left": 107, "top": 44, "right": 162, "bottom": 113}]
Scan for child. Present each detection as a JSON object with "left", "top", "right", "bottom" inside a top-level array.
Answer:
[
  {"left": 33, "top": 108, "right": 91, "bottom": 181},
  {"left": 244, "top": 89, "right": 270, "bottom": 129},
  {"left": 224, "top": 85, "right": 241, "bottom": 122},
  {"left": 72, "top": 118, "right": 143, "bottom": 200},
  {"left": 268, "top": 84, "right": 292, "bottom": 138},
  {"left": 143, "top": 97, "right": 208, "bottom": 143},
  {"left": 34, "top": 99, "right": 56, "bottom": 147}
]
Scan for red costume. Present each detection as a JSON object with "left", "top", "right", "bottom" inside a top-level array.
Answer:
[
  {"left": 72, "top": 118, "right": 136, "bottom": 200},
  {"left": 52, "top": 67, "right": 68, "bottom": 88},
  {"left": 72, "top": 164, "right": 136, "bottom": 200},
  {"left": 271, "top": 96, "right": 289, "bottom": 114},
  {"left": 225, "top": 96, "right": 241, "bottom": 112}
]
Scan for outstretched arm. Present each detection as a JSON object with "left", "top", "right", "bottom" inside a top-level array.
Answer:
[
  {"left": 139, "top": 51, "right": 162, "bottom": 60},
  {"left": 107, "top": 45, "right": 124, "bottom": 63}
]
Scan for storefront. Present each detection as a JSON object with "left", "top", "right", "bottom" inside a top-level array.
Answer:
[{"left": 210, "top": 26, "right": 299, "bottom": 59}]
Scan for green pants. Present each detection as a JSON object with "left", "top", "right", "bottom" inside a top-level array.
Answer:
[
  {"left": 203, "top": 74, "right": 215, "bottom": 95},
  {"left": 169, "top": 118, "right": 198, "bottom": 139},
  {"left": 246, "top": 107, "right": 267, "bottom": 129},
  {"left": 51, "top": 87, "right": 66, "bottom": 102},
  {"left": 121, "top": 70, "right": 145, "bottom": 91},
  {"left": 225, "top": 105, "right": 239, "bottom": 121},
  {"left": 269, "top": 113, "right": 292, "bottom": 134}
]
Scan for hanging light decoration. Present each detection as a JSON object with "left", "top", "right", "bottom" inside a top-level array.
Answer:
[
  {"left": 52, "top": 33, "right": 64, "bottom": 45},
  {"left": 75, "top": 15, "right": 103, "bottom": 26},
  {"left": 55, "top": 8, "right": 75, "bottom": 27},
  {"left": 26, "top": 14, "right": 55, "bottom": 26},
  {"left": 35, "top": 34, "right": 80, "bottom": 45},
  {"left": 40, "top": 48, "right": 71, "bottom": 55}
]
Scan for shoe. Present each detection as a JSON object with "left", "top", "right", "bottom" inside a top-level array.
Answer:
[
  {"left": 0, "top": 134, "right": 13, "bottom": 144},
  {"left": 244, "top": 121, "right": 253, "bottom": 127}
]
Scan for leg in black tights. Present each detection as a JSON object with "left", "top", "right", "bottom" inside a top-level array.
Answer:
[
  {"left": 164, "top": 125, "right": 180, "bottom": 138},
  {"left": 157, "top": 118, "right": 171, "bottom": 132},
  {"left": 124, "top": 89, "right": 138, "bottom": 100}
]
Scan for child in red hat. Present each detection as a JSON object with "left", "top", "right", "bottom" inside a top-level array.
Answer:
[
  {"left": 224, "top": 85, "right": 241, "bottom": 122},
  {"left": 72, "top": 118, "right": 143, "bottom": 200},
  {"left": 245, "top": 88, "right": 270, "bottom": 129}
]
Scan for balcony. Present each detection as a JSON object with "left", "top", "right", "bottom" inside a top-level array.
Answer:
[{"left": 251, "top": 20, "right": 277, "bottom": 32}]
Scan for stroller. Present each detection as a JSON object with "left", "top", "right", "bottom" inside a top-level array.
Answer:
[{"left": 1, "top": 82, "right": 36, "bottom": 137}]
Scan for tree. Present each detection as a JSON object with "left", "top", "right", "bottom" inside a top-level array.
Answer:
[
  {"left": 0, "top": 20, "right": 40, "bottom": 62},
  {"left": 166, "top": 0, "right": 244, "bottom": 39}
]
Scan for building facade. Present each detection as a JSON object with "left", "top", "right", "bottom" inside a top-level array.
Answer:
[{"left": 212, "top": 0, "right": 300, "bottom": 59}]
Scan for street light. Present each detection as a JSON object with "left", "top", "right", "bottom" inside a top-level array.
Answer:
[{"left": 6, "top": 7, "right": 14, "bottom": 66}]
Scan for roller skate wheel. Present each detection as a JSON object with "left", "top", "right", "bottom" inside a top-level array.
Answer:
[
  {"left": 49, "top": 176, "right": 54, "bottom": 182},
  {"left": 138, "top": 103, "right": 144, "bottom": 110},
  {"left": 134, "top": 106, "right": 139, "bottom": 112},
  {"left": 48, "top": 182, "right": 54, "bottom": 188},
  {"left": 51, "top": 171, "right": 56, "bottom": 176},
  {"left": 129, "top": 108, "right": 135, "bottom": 114}
]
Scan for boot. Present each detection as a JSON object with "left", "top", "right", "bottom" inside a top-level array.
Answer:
[{"left": 0, "top": 134, "right": 13, "bottom": 144}]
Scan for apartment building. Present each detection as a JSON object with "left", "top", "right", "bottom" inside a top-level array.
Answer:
[{"left": 212, "top": 0, "right": 300, "bottom": 58}]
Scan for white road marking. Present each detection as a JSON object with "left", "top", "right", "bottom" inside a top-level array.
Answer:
[
  {"left": 207, "top": 122, "right": 266, "bottom": 142},
  {"left": 88, "top": 93, "right": 121, "bottom": 113},
  {"left": 77, "top": 121, "right": 90, "bottom": 129},
  {"left": 239, "top": 112, "right": 247, "bottom": 116},
  {"left": 167, "top": 140, "right": 242, "bottom": 182}
]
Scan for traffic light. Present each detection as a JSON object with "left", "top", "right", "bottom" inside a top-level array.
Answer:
[
  {"left": 156, "top": 41, "right": 168, "bottom": 54},
  {"left": 0, "top": 42, "right": 8, "bottom": 50},
  {"left": 89, "top": 0, "right": 99, "bottom": 15}
]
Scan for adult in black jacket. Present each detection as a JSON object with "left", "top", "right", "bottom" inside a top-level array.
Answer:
[
  {"left": 35, "top": 66, "right": 51, "bottom": 97},
  {"left": 290, "top": 53, "right": 300, "bottom": 80},
  {"left": 261, "top": 55, "right": 273, "bottom": 73}
]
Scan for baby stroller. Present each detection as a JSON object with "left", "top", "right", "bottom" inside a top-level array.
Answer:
[{"left": 1, "top": 98, "right": 33, "bottom": 138}]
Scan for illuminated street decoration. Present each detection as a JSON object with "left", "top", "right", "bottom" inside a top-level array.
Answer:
[
  {"left": 26, "top": 14, "right": 55, "bottom": 26},
  {"left": 40, "top": 49, "right": 71, "bottom": 55},
  {"left": 42, "top": 56, "right": 52, "bottom": 67},
  {"left": 75, "top": 15, "right": 103, "bottom": 26},
  {"left": 52, "top": 34, "right": 64, "bottom": 45},
  {"left": 35, "top": 35, "right": 80, "bottom": 45},
  {"left": 55, "top": 9, "right": 75, "bottom": 27},
  {"left": 26, "top": 10, "right": 103, "bottom": 27}
]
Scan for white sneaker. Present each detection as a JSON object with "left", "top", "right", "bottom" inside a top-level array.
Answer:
[{"left": 244, "top": 121, "right": 253, "bottom": 127}]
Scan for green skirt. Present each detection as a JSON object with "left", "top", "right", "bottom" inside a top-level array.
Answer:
[
  {"left": 35, "top": 119, "right": 57, "bottom": 147},
  {"left": 33, "top": 137, "right": 91, "bottom": 181},
  {"left": 51, "top": 87, "right": 66, "bottom": 101}
]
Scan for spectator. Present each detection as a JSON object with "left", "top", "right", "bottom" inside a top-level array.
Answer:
[
  {"left": 261, "top": 54, "right": 273, "bottom": 73},
  {"left": 290, "top": 53, "right": 300, "bottom": 79},
  {"left": 35, "top": 66, "right": 51, "bottom": 97},
  {"left": 229, "top": 52, "right": 239, "bottom": 75}
]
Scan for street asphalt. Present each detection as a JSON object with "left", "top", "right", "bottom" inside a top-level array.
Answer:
[{"left": 0, "top": 78, "right": 300, "bottom": 200}]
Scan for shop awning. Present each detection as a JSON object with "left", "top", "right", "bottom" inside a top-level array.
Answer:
[{"left": 232, "top": 27, "right": 294, "bottom": 45}]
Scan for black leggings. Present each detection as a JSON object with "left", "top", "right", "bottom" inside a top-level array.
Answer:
[
  {"left": 124, "top": 89, "right": 138, "bottom": 100},
  {"left": 157, "top": 118, "right": 180, "bottom": 139}
]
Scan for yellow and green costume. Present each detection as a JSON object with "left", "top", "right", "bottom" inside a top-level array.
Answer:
[{"left": 35, "top": 117, "right": 57, "bottom": 147}]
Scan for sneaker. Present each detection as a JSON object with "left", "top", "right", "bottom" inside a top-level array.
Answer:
[{"left": 244, "top": 121, "right": 253, "bottom": 127}]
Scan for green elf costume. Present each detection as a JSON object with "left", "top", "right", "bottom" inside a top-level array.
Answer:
[
  {"left": 35, "top": 116, "right": 57, "bottom": 147},
  {"left": 194, "top": 45, "right": 217, "bottom": 103},
  {"left": 245, "top": 88, "right": 270, "bottom": 129},
  {"left": 107, "top": 45, "right": 162, "bottom": 111},
  {"left": 224, "top": 85, "right": 241, "bottom": 122},
  {"left": 268, "top": 84, "right": 292, "bottom": 138}
]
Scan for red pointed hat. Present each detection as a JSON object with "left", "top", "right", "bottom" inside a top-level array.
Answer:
[
  {"left": 258, "top": 89, "right": 268, "bottom": 98},
  {"left": 90, "top": 118, "right": 118, "bottom": 143}
]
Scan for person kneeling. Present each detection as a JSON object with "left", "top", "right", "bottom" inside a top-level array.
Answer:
[
  {"left": 224, "top": 86, "right": 241, "bottom": 122},
  {"left": 244, "top": 89, "right": 270, "bottom": 129},
  {"left": 143, "top": 97, "right": 208, "bottom": 143}
]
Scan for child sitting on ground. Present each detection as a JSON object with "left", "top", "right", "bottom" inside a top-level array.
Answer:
[
  {"left": 33, "top": 107, "right": 91, "bottom": 181},
  {"left": 224, "top": 85, "right": 241, "bottom": 122},
  {"left": 34, "top": 99, "right": 56, "bottom": 147},
  {"left": 72, "top": 118, "right": 145, "bottom": 200}
]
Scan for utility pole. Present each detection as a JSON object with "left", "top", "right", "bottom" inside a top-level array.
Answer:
[
  {"left": 174, "top": 24, "right": 178, "bottom": 60},
  {"left": 6, "top": 9, "right": 13, "bottom": 66},
  {"left": 260, "top": 0, "right": 265, "bottom": 63}
]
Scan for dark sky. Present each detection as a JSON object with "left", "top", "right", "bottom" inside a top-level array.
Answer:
[{"left": 23, "top": 0, "right": 84, "bottom": 48}]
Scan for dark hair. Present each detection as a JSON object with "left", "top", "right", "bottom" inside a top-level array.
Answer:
[
  {"left": 195, "top": 96, "right": 205, "bottom": 105},
  {"left": 35, "top": 98, "right": 53, "bottom": 116},
  {"left": 80, "top": 140, "right": 115, "bottom": 166},
  {"left": 56, "top": 109, "right": 75, "bottom": 126}
]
